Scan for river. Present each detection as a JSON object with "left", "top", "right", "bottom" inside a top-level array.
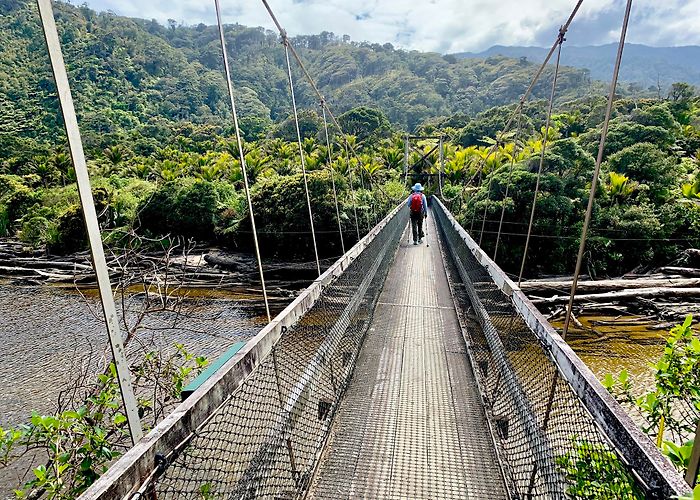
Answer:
[
  {"left": 0, "top": 281, "right": 290, "bottom": 495},
  {"left": 556, "top": 315, "right": 669, "bottom": 394},
  {"left": 1, "top": 285, "right": 671, "bottom": 428}
]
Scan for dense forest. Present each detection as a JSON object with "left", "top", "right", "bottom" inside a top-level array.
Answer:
[
  {"left": 0, "top": 0, "right": 699, "bottom": 280},
  {"left": 0, "top": 0, "right": 605, "bottom": 160}
]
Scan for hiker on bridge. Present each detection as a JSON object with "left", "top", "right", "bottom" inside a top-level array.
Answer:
[{"left": 407, "top": 183, "right": 427, "bottom": 245}]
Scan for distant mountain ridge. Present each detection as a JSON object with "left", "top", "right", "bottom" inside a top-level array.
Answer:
[{"left": 453, "top": 44, "right": 700, "bottom": 89}]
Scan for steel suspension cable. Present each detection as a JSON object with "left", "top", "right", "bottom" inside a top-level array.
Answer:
[
  {"left": 562, "top": 0, "right": 633, "bottom": 339},
  {"left": 283, "top": 41, "right": 321, "bottom": 276},
  {"left": 455, "top": 0, "right": 583, "bottom": 201},
  {"left": 469, "top": 169, "right": 482, "bottom": 233},
  {"left": 478, "top": 139, "right": 503, "bottom": 246},
  {"left": 343, "top": 140, "right": 362, "bottom": 240},
  {"left": 214, "top": 0, "right": 271, "bottom": 320},
  {"left": 261, "top": 0, "right": 376, "bottom": 242},
  {"left": 493, "top": 109, "right": 523, "bottom": 261},
  {"left": 518, "top": 37, "right": 564, "bottom": 286},
  {"left": 523, "top": 9, "right": 635, "bottom": 494},
  {"left": 321, "top": 101, "right": 346, "bottom": 254}
]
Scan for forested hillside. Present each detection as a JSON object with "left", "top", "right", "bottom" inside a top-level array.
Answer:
[{"left": 0, "top": 0, "right": 606, "bottom": 162}]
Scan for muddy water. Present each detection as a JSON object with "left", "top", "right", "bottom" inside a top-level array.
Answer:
[
  {"left": 0, "top": 283, "right": 279, "bottom": 428},
  {"left": 553, "top": 315, "right": 669, "bottom": 394}
]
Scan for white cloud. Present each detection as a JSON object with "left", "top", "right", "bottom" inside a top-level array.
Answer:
[{"left": 81, "top": 0, "right": 700, "bottom": 52}]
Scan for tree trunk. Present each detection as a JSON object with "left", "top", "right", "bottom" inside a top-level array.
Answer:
[
  {"left": 521, "top": 277, "right": 700, "bottom": 295},
  {"left": 531, "top": 287, "right": 700, "bottom": 306}
]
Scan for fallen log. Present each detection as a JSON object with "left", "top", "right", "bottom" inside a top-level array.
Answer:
[
  {"left": 531, "top": 287, "right": 700, "bottom": 306},
  {"left": 658, "top": 267, "right": 700, "bottom": 277},
  {"left": 521, "top": 277, "right": 700, "bottom": 295}
]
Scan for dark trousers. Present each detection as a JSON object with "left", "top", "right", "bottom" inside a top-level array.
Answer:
[{"left": 410, "top": 212, "right": 424, "bottom": 242}]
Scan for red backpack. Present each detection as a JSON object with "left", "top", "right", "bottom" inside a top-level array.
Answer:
[{"left": 410, "top": 193, "right": 423, "bottom": 214}]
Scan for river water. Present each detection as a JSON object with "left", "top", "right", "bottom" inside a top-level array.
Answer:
[
  {"left": 0, "top": 282, "right": 285, "bottom": 494},
  {"left": 0, "top": 283, "right": 283, "bottom": 428},
  {"left": 1, "top": 284, "right": 671, "bottom": 427},
  {"left": 556, "top": 315, "right": 669, "bottom": 394}
]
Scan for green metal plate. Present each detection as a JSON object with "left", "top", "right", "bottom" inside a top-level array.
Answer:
[{"left": 181, "top": 341, "right": 247, "bottom": 400}]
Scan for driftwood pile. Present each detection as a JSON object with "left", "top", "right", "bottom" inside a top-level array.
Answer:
[
  {"left": 0, "top": 240, "right": 326, "bottom": 303},
  {"left": 526, "top": 249, "right": 700, "bottom": 325}
]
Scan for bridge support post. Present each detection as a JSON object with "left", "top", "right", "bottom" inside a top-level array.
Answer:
[
  {"left": 438, "top": 135, "right": 444, "bottom": 198},
  {"left": 36, "top": 0, "right": 143, "bottom": 444},
  {"left": 404, "top": 133, "right": 409, "bottom": 185}
]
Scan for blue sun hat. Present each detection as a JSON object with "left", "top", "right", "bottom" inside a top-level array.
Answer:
[{"left": 411, "top": 183, "right": 424, "bottom": 192}]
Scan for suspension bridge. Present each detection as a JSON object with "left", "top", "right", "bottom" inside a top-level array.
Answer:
[{"left": 25, "top": 0, "right": 698, "bottom": 497}]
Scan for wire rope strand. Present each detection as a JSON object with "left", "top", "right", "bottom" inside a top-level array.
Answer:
[
  {"left": 493, "top": 109, "right": 523, "bottom": 261},
  {"left": 518, "top": 38, "right": 564, "bottom": 287},
  {"left": 283, "top": 40, "right": 321, "bottom": 276},
  {"left": 260, "top": 0, "right": 370, "bottom": 240},
  {"left": 344, "top": 140, "right": 362, "bottom": 241},
  {"left": 457, "top": 0, "right": 583, "bottom": 198},
  {"left": 469, "top": 169, "right": 482, "bottom": 233},
  {"left": 478, "top": 140, "right": 499, "bottom": 247},
  {"left": 562, "top": 0, "right": 634, "bottom": 339},
  {"left": 321, "top": 102, "right": 346, "bottom": 254},
  {"left": 214, "top": 0, "right": 271, "bottom": 321}
]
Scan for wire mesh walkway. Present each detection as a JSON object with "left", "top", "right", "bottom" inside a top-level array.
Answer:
[{"left": 309, "top": 214, "right": 506, "bottom": 499}]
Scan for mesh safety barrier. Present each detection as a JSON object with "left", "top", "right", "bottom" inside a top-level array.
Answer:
[
  {"left": 433, "top": 197, "right": 688, "bottom": 499},
  {"left": 81, "top": 204, "right": 406, "bottom": 499}
]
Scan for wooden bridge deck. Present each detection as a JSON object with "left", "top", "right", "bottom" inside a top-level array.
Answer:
[{"left": 308, "top": 215, "right": 507, "bottom": 499}]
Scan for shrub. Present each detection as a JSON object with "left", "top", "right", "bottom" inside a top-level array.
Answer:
[
  {"left": 18, "top": 205, "right": 60, "bottom": 248},
  {"left": 0, "top": 174, "right": 40, "bottom": 233},
  {"left": 604, "top": 143, "right": 681, "bottom": 203},
  {"left": 236, "top": 171, "right": 354, "bottom": 258},
  {"left": 48, "top": 205, "right": 88, "bottom": 254},
  {"left": 136, "top": 179, "right": 235, "bottom": 241}
]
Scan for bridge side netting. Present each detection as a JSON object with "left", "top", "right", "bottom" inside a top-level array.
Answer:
[
  {"left": 140, "top": 206, "right": 406, "bottom": 499},
  {"left": 433, "top": 199, "right": 663, "bottom": 499}
]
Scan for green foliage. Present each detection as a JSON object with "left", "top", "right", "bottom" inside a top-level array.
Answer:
[
  {"left": 580, "top": 121, "right": 675, "bottom": 159},
  {"left": 605, "top": 171, "right": 636, "bottom": 204},
  {"left": 273, "top": 110, "right": 323, "bottom": 142},
  {"left": 337, "top": 107, "right": 391, "bottom": 142},
  {"left": 0, "top": 345, "right": 208, "bottom": 499},
  {"left": 556, "top": 437, "right": 643, "bottom": 499},
  {"left": 682, "top": 173, "right": 700, "bottom": 200},
  {"left": 606, "top": 316, "right": 700, "bottom": 483},
  {"left": 18, "top": 215, "right": 57, "bottom": 248},
  {"left": 241, "top": 171, "right": 355, "bottom": 258},
  {"left": 0, "top": 175, "right": 40, "bottom": 231},
  {"left": 49, "top": 205, "right": 87, "bottom": 254},
  {"left": 677, "top": 484, "right": 700, "bottom": 500},
  {"left": 605, "top": 143, "right": 681, "bottom": 204},
  {"left": 137, "top": 179, "right": 235, "bottom": 241}
]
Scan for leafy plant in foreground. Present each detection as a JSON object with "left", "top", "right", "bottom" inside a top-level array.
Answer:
[
  {"left": 604, "top": 315, "right": 700, "bottom": 484},
  {"left": 0, "top": 345, "right": 208, "bottom": 499},
  {"left": 556, "top": 437, "right": 642, "bottom": 499}
]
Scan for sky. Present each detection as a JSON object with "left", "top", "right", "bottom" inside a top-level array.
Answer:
[{"left": 79, "top": 0, "right": 700, "bottom": 53}]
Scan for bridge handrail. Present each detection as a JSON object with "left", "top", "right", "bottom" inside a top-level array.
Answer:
[
  {"left": 81, "top": 202, "right": 405, "bottom": 499},
  {"left": 433, "top": 196, "right": 689, "bottom": 498}
]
